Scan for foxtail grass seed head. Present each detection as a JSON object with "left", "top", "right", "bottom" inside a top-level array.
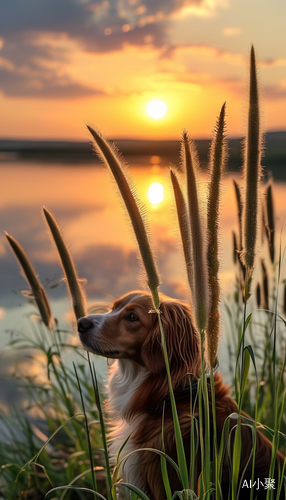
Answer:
[
  {"left": 43, "top": 207, "right": 87, "bottom": 320},
  {"left": 5, "top": 232, "right": 53, "bottom": 329},
  {"left": 182, "top": 130, "right": 209, "bottom": 333},
  {"left": 241, "top": 46, "right": 262, "bottom": 296},
  {"left": 256, "top": 282, "right": 261, "bottom": 308},
  {"left": 265, "top": 184, "right": 275, "bottom": 263},
  {"left": 233, "top": 180, "right": 243, "bottom": 252},
  {"left": 232, "top": 231, "right": 238, "bottom": 264},
  {"left": 170, "top": 168, "right": 194, "bottom": 309},
  {"left": 87, "top": 125, "right": 160, "bottom": 309},
  {"left": 206, "top": 103, "right": 227, "bottom": 368},
  {"left": 261, "top": 200, "right": 267, "bottom": 245},
  {"left": 261, "top": 259, "right": 269, "bottom": 310}
]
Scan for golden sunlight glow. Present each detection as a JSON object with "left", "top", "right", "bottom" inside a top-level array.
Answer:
[
  {"left": 147, "top": 182, "right": 164, "bottom": 204},
  {"left": 146, "top": 100, "right": 167, "bottom": 120}
]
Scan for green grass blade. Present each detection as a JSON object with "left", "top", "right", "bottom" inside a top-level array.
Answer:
[
  {"left": 189, "top": 382, "right": 199, "bottom": 492},
  {"left": 157, "top": 313, "right": 189, "bottom": 488},
  {"left": 113, "top": 482, "right": 150, "bottom": 500},
  {"left": 234, "top": 312, "right": 252, "bottom": 402},
  {"left": 240, "top": 346, "right": 251, "bottom": 411},
  {"left": 91, "top": 363, "right": 112, "bottom": 500},
  {"left": 231, "top": 418, "right": 242, "bottom": 500},
  {"left": 44, "top": 485, "right": 107, "bottom": 499},
  {"left": 73, "top": 362, "right": 97, "bottom": 495},
  {"left": 116, "top": 433, "right": 132, "bottom": 466},
  {"left": 161, "top": 402, "right": 172, "bottom": 500},
  {"left": 171, "top": 491, "right": 184, "bottom": 500},
  {"left": 113, "top": 447, "right": 183, "bottom": 487},
  {"left": 16, "top": 412, "right": 84, "bottom": 480},
  {"left": 209, "top": 369, "right": 220, "bottom": 500}
]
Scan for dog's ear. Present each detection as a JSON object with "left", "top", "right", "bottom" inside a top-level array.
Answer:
[
  {"left": 141, "top": 320, "right": 166, "bottom": 374},
  {"left": 141, "top": 301, "right": 200, "bottom": 379}
]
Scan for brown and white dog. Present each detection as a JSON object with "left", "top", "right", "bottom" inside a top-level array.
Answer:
[{"left": 77, "top": 291, "right": 285, "bottom": 499}]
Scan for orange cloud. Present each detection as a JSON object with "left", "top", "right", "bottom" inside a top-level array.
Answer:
[
  {"left": 160, "top": 43, "right": 246, "bottom": 66},
  {"left": 222, "top": 27, "right": 242, "bottom": 36}
]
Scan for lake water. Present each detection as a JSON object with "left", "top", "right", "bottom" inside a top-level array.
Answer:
[{"left": 1, "top": 155, "right": 286, "bottom": 404}]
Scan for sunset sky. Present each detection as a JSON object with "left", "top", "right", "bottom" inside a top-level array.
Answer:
[{"left": 1, "top": 0, "right": 286, "bottom": 140}]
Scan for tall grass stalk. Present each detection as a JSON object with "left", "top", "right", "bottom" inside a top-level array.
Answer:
[
  {"left": 249, "top": 350, "right": 259, "bottom": 500},
  {"left": 91, "top": 363, "right": 112, "bottom": 500},
  {"left": 233, "top": 181, "right": 243, "bottom": 253},
  {"left": 209, "top": 368, "right": 226, "bottom": 500},
  {"left": 87, "top": 126, "right": 160, "bottom": 309},
  {"left": 270, "top": 237, "right": 283, "bottom": 416},
  {"left": 160, "top": 403, "right": 172, "bottom": 500},
  {"left": 5, "top": 232, "right": 53, "bottom": 329},
  {"left": 232, "top": 231, "right": 238, "bottom": 265},
  {"left": 43, "top": 206, "right": 87, "bottom": 320},
  {"left": 189, "top": 380, "right": 199, "bottom": 493},
  {"left": 182, "top": 131, "right": 209, "bottom": 333},
  {"left": 235, "top": 48, "right": 262, "bottom": 444},
  {"left": 73, "top": 362, "right": 97, "bottom": 497},
  {"left": 206, "top": 102, "right": 227, "bottom": 369},
  {"left": 197, "top": 333, "right": 211, "bottom": 499},
  {"left": 265, "top": 184, "right": 275, "bottom": 264},
  {"left": 156, "top": 313, "right": 189, "bottom": 489},
  {"left": 241, "top": 46, "right": 262, "bottom": 298},
  {"left": 170, "top": 168, "right": 194, "bottom": 311},
  {"left": 261, "top": 259, "right": 269, "bottom": 310}
]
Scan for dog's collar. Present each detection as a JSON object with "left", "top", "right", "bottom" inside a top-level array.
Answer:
[
  {"left": 147, "top": 379, "right": 199, "bottom": 415},
  {"left": 147, "top": 366, "right": 219, "bottom": 415}
]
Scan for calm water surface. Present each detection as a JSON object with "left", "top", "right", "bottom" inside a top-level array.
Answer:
[{"left": 1, "top": 156, "right": 286, "bottom": 400}]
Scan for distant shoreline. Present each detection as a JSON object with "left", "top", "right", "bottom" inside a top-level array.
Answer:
[{"left": 1, "top": 132, "right": 286, "bottom": 179}]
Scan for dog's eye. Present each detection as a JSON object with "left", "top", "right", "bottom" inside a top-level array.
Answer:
[{"left": 127, "top": 312, "right": 139, "bottom": 322}]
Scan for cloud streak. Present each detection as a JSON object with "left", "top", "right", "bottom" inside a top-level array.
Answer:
[
  {"left": 0, "top": 0, "right": 225, "bottom": 98},
  {"left": 0, "top": 67, "right": 102, "bottom": 99},
  {"left": 263, "top": 84, "right": 286, "bottom": 100}
]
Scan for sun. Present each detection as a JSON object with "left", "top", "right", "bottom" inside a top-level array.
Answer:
[
  {"left": 147, "top": 182, "right": 164, "bottom": 204},
  {"left": 146, "top": 100, "right": 167, "bottom": 120}
]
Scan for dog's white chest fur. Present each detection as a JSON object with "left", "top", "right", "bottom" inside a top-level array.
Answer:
[{"left": 108, "top": 360, "right": 149, "bottom": 494}]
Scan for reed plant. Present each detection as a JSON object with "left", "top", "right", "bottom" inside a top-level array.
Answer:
[
  {"left": 206, "top": 102, "right": 227, "bottom": 369},
  {"left": 181, "top": 130, "right": 209, "bottom": 334},
  {"left": 241, "top": 46, "right": 262, "bottom": 300},
  {"left": 5, "top": 232, "right": 53, "bottom": 329},
  {"left": 43, "top": 206, "right": 87, "bottom": 321},
  {"left": 265, "top": 184, "right": 275, "bottom": 265},
  {"left": 86, "top": 126, "right": 160, "bottom": 310},
  {"left": 170, "top": 167, "right": 194, "bottom": 315}
]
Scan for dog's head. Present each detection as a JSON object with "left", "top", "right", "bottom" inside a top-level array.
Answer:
[{"left": 77, "top": 290, "right": 201, "bottom": 380}]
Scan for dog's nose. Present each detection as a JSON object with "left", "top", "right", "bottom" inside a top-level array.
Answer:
[{"left": 77, "top": 317, "right": 93, "bottom": 334}]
